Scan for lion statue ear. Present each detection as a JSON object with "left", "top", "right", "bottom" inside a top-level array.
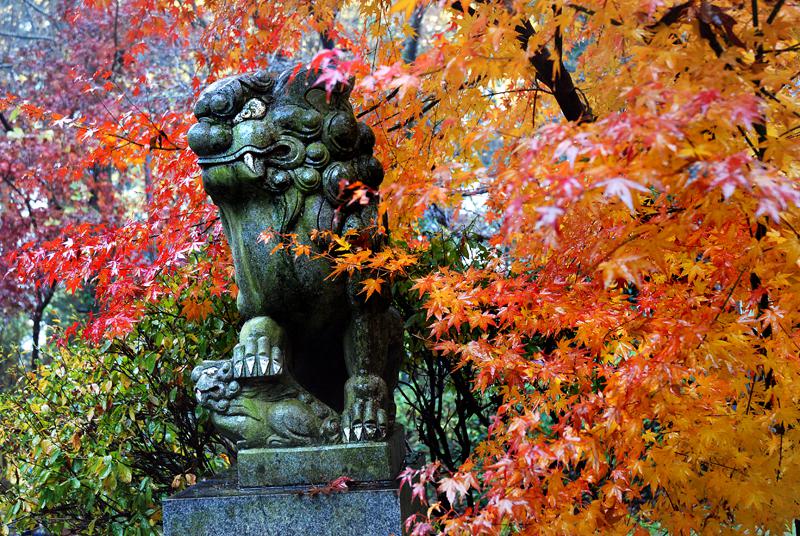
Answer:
[
  {"left": 273, "top": 67, "right": 354, "bottom": 114},
  {"left": 239, "top": 69, "right": 276, "bottom": 94}
]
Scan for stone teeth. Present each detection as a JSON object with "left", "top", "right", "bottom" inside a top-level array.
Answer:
[{"left": 243, "top": 152, "right": 256, "bottom": 172}]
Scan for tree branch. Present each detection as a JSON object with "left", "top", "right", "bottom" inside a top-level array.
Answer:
[
  {"left": 766, "top": 0, "right": 785, "bottom": 24},
  {"left": 0, "top": 112, "right": 12, "bottom": 132},
  {"left": 0, "top": 30, "right": 54, "bottom": 42},
  {"left": 403, "top": 4, "right": 428, "bottom": 63},
  {"left": 21, "top": 0, "right": 53, "bottom": 19},
  {"left": 450, "top": 1, "right": 594, "bottom": 123},
  {"left": 514, "top": 18, "right": 594, "bottom": 123}
]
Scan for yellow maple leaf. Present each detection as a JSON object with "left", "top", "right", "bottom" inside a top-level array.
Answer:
[
  {"left": 390, "top": 0, "right": 419, "bottom": 20},
  {"left": 360, "top": 277, "right": 385, "bottom": 299}
]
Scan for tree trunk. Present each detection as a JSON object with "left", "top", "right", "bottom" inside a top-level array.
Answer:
[{"left": 30, "top": 284, "right": 54, "bottom": 369}]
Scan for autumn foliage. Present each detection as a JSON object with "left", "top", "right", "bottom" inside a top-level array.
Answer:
[{"left": 2, "top": 0, "right": 800, "bottom": 534}]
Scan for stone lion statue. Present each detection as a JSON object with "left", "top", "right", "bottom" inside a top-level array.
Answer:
[{"left": 186, "top": 67, "right": 403, "bottom": 449}]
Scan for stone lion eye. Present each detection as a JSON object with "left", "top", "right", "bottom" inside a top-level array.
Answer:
[{"left": 233, "top": 99, "right": 267, "bottom": 124}]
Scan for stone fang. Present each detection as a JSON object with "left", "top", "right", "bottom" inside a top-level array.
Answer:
[{"left": 243, "top": 152, "right": 255, "bottom": 172}]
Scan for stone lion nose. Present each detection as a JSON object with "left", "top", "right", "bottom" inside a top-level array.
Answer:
[{"left": 187, "top": 121, "right": 233, "bottom": 157}]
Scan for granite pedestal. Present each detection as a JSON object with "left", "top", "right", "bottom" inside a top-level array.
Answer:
[
  {"left": 164, "top": 428, "right": 413, "bottom": 535},
  {"left": 162, "top": 472, "right": 414, "bottom": 536}
]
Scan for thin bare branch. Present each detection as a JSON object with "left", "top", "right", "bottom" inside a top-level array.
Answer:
[{"left": 0, "top": 30, "right": 54, "bottom": 42}]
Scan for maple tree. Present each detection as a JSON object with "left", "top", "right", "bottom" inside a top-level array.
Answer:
[{"left": 2, "top": 0, "right": 800, "bottom": 534}]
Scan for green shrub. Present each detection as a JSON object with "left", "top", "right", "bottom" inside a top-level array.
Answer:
[{"left": 0, "top": 293, "right": 238, "bottom": 536}]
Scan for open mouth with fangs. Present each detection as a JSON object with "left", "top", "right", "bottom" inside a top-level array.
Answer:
[
  {"left": 197, "top": 134, "right": 300, "bottom": 169},
  {"left": 197, "top": 135, "right": 305, "bottom": 176},
  {"left": 196, "top": 144, "right": 269, "bottom": 175}
]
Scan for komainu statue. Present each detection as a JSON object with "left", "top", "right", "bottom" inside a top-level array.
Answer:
[{"left": 187, "top": 67, "right": 403, "bottom": 450}]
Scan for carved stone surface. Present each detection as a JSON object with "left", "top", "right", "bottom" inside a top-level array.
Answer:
[
  {"left": 186, "top": 66, "right": 403, "bottom": 449},
  {"left": 163, "top": 473, "right": 414, "bottom": 536},
  {"left": 238, "top": 425, "right": 405, "bottom": 487}
]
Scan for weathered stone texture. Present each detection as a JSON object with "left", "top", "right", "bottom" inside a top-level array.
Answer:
[
  {"left": 163, "top": 473, "right": 413, "bottom": 536},
  {"left": 187, "top": 65, "right": 403, "bottom": 449},
  {"left": 238, "top": 426, "right": 405, "bottom": 487}
]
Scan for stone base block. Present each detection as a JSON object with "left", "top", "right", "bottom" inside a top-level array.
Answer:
[
  {"left": 163, "top": 472, "right": 414, "bottom": 536},
  {"left": 238, "top": 426, "right": 406, "bottom": 487}
]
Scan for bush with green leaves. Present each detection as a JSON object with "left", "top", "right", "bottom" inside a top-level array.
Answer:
[{"left": 0, "top": 292, "right": 238, "bottom": 536}]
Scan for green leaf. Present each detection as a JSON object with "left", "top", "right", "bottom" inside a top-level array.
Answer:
[{"left": 118, "top": 464, "right": 132, "bottom": 484}]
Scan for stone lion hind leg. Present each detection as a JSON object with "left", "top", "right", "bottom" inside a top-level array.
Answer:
[{"left": 342, "top": 303, "right": 404, "bottom": 442}]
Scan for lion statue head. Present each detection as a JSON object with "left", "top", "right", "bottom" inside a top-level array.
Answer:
[{"left": 187, "top": 67, "right": 384, "bottom": 222}]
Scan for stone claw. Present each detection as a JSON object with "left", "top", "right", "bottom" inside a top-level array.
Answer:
[
  {"left": 233, "top": 334, "right": 284, "bottom": 379},
  {"left": 342, "top": 397, "right": 388, "bottom": 442},
  {"left": 342, "top": 374, "right": 390, "bottom": 443},
  {"left": 269, "top": 345, "right": 283, "bottom": 375}
]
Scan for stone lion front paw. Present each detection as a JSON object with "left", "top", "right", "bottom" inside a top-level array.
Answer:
[
  {"left": 232, "top": 336, "right": 284, "bottom": 378},
  {"left": 232, "top": 316, "right": 286, "bottom": 379},
  {"left": 342, "top": 374, "right": 389, "bottom": 442}
]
